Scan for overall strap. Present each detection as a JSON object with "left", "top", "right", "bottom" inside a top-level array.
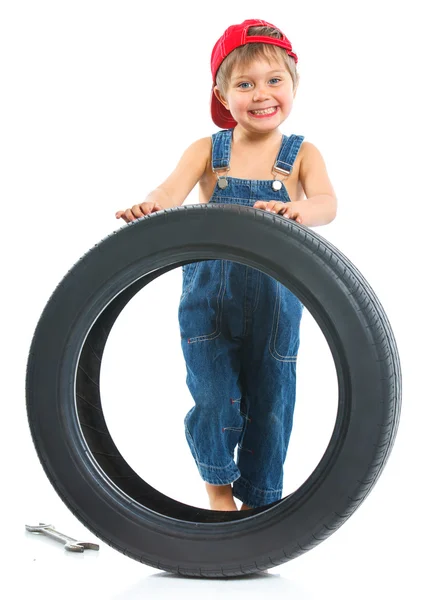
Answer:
[
  {"left": 211, "top": 129, "right": 233, "bottom": 172},
  {"left": 274, "top": 134, "right": 305, "bottom": 175}
]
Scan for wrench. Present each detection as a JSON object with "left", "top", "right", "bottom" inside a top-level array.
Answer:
[{"left": 25, "top": 522, "right": 99, "bottom": 553}]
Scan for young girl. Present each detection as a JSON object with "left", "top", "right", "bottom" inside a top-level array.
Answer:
[{"left": 115, "top": 19, "right": 337, "bottom": 512}]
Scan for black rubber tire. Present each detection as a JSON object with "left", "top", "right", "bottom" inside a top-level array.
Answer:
[{"left": 26, "top": 203, "right": 401, "bottom": 578}]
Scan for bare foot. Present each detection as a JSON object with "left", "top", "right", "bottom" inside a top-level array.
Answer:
[
  {"left": 205, "top": 482, "right": 238, "bottom": 511},
  {"left": 210, "top": 497, "right": 238, "bottom": 511}
]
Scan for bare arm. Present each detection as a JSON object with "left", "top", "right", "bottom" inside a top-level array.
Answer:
[
  {"left": 115, "top": 137, "right": 211, "bottom": 221},
  {"left": 253, "top": 142, "right": 338, "bottom": 227},
  {"left": 148, "top": 137, "right": 211, "bottom": 208},
  {"left": 298, "top": 142, "right": 338, "bottom": 226}
]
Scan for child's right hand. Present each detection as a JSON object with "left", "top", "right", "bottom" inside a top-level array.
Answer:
[{"left": 115, "top": 202, "right": 163, "bottom": 223}]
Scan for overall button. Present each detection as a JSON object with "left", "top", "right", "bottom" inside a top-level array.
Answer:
[{"left": 272, "top": 180, "right": 283, "bottom": 191}]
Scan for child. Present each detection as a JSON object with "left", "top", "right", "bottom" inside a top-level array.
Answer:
[{"left": 115, "top": 19, "right": 337, "bottom": 512}]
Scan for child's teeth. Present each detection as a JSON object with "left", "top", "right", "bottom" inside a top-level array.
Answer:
[{"left": 251, "top": 107, "right": 276, "bottom": 114}]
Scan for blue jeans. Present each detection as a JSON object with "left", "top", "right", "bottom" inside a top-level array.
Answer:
[
  {"left": 178, "top": 129, "right": 305, "bottom": 508},
  {"left": 178, "top": 254, "right": 304, "bottom": 507}
]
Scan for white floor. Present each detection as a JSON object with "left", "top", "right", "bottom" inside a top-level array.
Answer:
[
  {"left": 7, "top": 428, "right": 421, "bottom": 600},
  {"left": 12, "top": 509, "right": 420, "bottom": 600}
]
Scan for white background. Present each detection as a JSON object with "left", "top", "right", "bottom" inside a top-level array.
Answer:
[{"left": 1, "top": 0, "right": 423, "bottom": 597}]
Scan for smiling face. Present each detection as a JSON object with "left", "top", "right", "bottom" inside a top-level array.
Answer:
[{"left": 214, "top": 56, "right": 297, "bottom": 134}]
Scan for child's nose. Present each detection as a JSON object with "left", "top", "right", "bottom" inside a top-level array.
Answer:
[{"left": 252, "top": 86, "right": 270, "bottom": 101}]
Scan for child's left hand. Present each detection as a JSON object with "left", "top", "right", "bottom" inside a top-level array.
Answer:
[{"left": 253, "top": 200, "right": 306, "bottom": 224}]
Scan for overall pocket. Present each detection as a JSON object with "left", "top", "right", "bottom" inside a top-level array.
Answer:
[
  {"left": 178, "top": 259, "right": 226, "bottom": 343},
  {"left": 269, "top": 282, "right": 303, "bottom": 362},
  {"left": 181, "top": 262, "right": 200, "bottom": 300}
]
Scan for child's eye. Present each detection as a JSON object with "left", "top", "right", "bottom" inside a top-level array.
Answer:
[
  {"left": 269, "top": 78, "right": 281, "bottom": 84},
  {"left": 238, "top": 82, "right": 252, "bottom": 89}
]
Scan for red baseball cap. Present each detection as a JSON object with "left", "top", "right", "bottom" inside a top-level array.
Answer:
[{"left": 210, "top": 19, "right": 298, "bottom": 129}]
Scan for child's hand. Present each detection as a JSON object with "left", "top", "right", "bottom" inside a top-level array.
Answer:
[
  {"left": 253, "top": 200, "right": 305, "bottom": 224},
  {"left": 115, "top": 202, "right": 163, "bottom": 223}
]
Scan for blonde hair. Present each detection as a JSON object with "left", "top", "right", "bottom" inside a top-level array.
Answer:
[{"left": 215, "top": 25, "right": 299, "bottom": 97}]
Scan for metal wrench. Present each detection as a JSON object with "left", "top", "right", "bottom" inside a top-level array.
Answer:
[{"left": 25, "top": 522, "right": 99, "bottom": 553}]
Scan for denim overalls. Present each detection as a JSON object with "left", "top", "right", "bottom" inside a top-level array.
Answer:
[{"left": 178, "top": 128, "right": 305, "bottom": 508}]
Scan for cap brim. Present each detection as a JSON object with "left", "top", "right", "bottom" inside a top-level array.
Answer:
[{"left": 211, "top": 89, "right": 237, "bottom": 129}]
